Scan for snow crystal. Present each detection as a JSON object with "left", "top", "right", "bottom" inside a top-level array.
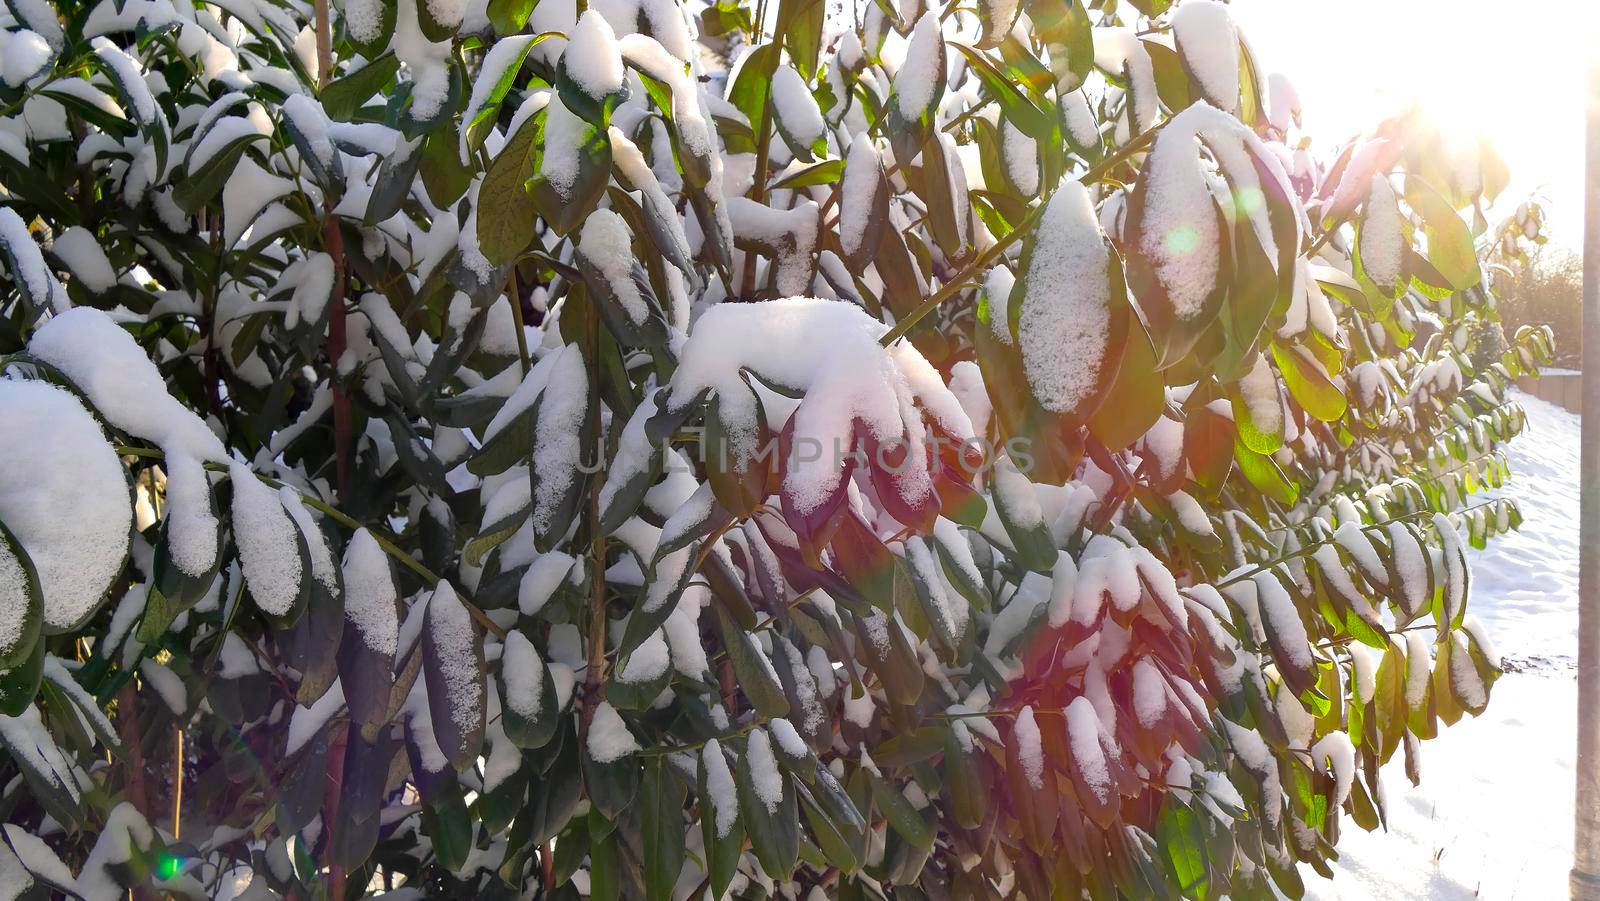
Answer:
[
  {"left": 895, "top": 12, "right": 944, "bottom": 119},
  {"left": 577, "top": 209, "right": 646, "bottom": 324},
  {"left": 159, "top": 452, "right": 217, "bottom": 577},
  {"left": 229, "top": 462, "right": 303, "bottom": 616},
  {"left": 342, "top": 529, "right": 398, "bottom": 657},
  {"left": 0, "top": 380, "right": 131, "bottom": 632},
  {"left": 1169, "top": 490, "right": 1213, "bottom": 536},
  {"left": 1019, "top": 181, "right": 1112, "bottom": 414},
  {"left": 1013, "top": 705, "right": 1045, "bottom": 788},
  {"left": 563, "top": 10, "right": 624, "bottom": 98},
  {"left": 502, "top": 629, "right": 545, "bottom": 719},
  {"left": 1448, "top": 631, "right": 1487, "bottom": 709},
  {"left": 702, "top": 738, "right": 739, "bottom": 837},
  {"left": 1333, "top": 521, "right": 1385, "bottom": 583},
  {"left": 217, "top": 633, "right": 259, "bottom": 679},
  {"left": 745, "top": 727, "right": 784, "bottom": 812},
  {"left": 1061, "top": 89, "right": 1098, "bottom": 149},
  {"left": 1359, "top": 174, "right": 1403, "bottom": 291},
  {"left": 772, "top": 65, "right": 825, "bottom": 148},
  {"left": 281, "top": 93, "right": 334, "bottom": 168},
  {"left": 620, "top": 629, "right": 670, "bottom": 683},
  {"left": 1171, "top": 0, "right": 1240, "bottom": 114},
  {"left": 51, "top": 225, "right": 117, "bottom": 292},
  {"left": 587, "top": 700, "right": 640, "bottom": 761},
  {"left": 983, "top": 264, "right": 1017, "bottom": 345}
]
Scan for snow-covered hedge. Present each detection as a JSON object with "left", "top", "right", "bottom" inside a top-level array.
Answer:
[{"left": 0, "top": 0, "right": 1556, "bottom": 895}]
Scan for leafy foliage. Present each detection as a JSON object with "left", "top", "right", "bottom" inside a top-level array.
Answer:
[{"left": 0, "top": 0, "right": 1557, "bottom": 896}]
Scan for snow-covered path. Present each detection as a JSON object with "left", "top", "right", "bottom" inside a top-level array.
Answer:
[{"left": 1306, "top": 390, "right": 1581, "bottom": 899}]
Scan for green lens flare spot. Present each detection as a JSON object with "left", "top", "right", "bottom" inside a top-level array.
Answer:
[
  {"left": 1165, "top": 225, "right": 1201, "bottom": 256},
  {"left": 156, "top": 853, "right": 183, "bottom": 881},
  {"left": 1235, "top": 187, "right": 1264, "bottom": 216}
]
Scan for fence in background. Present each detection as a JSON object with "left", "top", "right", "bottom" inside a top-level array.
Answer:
[{"left": 1519, "top": 370, "right": 1583, "bottom": 414}]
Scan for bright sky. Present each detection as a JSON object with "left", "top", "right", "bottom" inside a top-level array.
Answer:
[{"left": 1231, "top": 0, "right": 1599, "bottom": 250}]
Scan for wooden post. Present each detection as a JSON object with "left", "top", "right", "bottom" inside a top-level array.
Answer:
[{"left": 1573, "top": 42, "right": 1600, "bottom": 901}]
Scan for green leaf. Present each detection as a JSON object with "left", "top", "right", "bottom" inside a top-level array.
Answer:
[
  {"left": 713, "top": 605, "right": 789, "bottom": 718},
  {"left": 952, "top": 43, "right": 1053, "bottom": 140},
  {"left": 487, "top": 0, "right": 536, "bottom": 35},
  {"left": 776, "top": 0, "right": 825, "bottom": 79},
  {"left": 1156, "top": 800, "right": 1209, "bottom": 896},
  {"left": 868, "top": 770, "right": 933, "bottom": 851},
  {"left": 414, "top": 0, "right": 459, "bottom": 41},
  {"left": 641, "top": 757, "right": 686, "bottom": 900},
  {"left": 1404, "top": 176, "right": 1481, "bottom": 291},
  {"left": 698, "top": 743, "right": 746, "bottom": 897},
  {"left": 738, "top": 732, "right": 800, "bottom": 880},
  {"left": 321, "top": 53, "right": 400, "bottom": 121},
  {"left": 477, "top": 112, "right": 541, "bottom": 266}
]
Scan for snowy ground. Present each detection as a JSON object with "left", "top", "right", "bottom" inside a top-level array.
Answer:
[{"left": 1305, "top": 389, "right": 1581, "bottom": 899}]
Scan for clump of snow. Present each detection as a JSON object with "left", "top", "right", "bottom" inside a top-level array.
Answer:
[
  {"left": 745, "top": 727, "right": 784, "bottom": 812},
  {"left": 531, "top": 346, "right": 589, "bottom": 533},
  {"left": 0, "top": 380, "right": 132, "bottom": 632},
  {"left": 1065, "top": 696, "right": 1112, "bottom": 795},
  {"left": 702, "top": 738, "right": 739, "bottom": 837},
  {"left": 666, "top": 298, "right": 972, "bottom": 515},
  {"left": 426, "top": 581, "right": 481, "bottom": 736},
  {"left": 394, "top": 0, "right": 453, "bottom": 120},
  {"left": 1171, "top": 0, "right": 1240, "bottom": 114},
  {"left": 227, "top": 463, "right": 303, "bottom": 616},
  {"left": 587, "top": 700, "right": 640, "bottom": 761},
  {"left": 501, "top": 629, "right": 545, "bottom": 719},
  {"left": 839, "top": 136, "right": 882, "bottom": 260},
  {"left": 342, "top": 529, "right": 398, "bottom": 657},
  {"left": 894, "top": 13, "right": 944, "bottom": 119},
  {"left": 1092, "top": 28, "right": 1157, "bottom": 132},
  {"left": 563, "top": 10, "right": 624, "bottom": 98},
  {"left": 578, "top": 209, "right": 646, "bottom": 324},
  {"left": 1358, "top": 174, "right": 1403, "bottom": 292},
  {"left": 619, "top": 629, "right": 670, "bottom": 683},
  {"left": 540, "top": 95, "right": 587, "bottom": 201},
  {"left": 1019, "top": 181, "right": 1113, "bottom": 415},
  {"left": 772, "top": 65, "right": 824, "bottom": 147},
  {"left": 1013, "top": 705, "right": 1045, "bottom": 788},
  {"left": 28, "top": 307, "right": 227, "bottom": 460},
  {"left": 51, "top": 225, "right": 118, "bottom": 292}
]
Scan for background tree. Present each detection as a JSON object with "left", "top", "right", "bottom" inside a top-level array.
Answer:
[{"left": 0, "top": 0, "right": 1556, "bottom": 897}]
